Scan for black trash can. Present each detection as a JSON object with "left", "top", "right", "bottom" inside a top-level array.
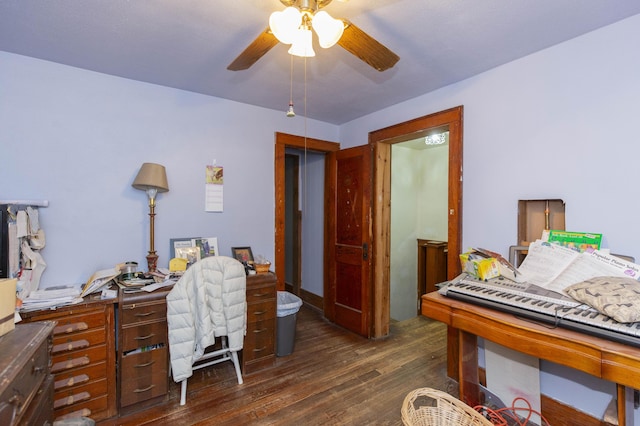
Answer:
[{"left": 276, "top": 291, "right": 303, "bottom": 356}]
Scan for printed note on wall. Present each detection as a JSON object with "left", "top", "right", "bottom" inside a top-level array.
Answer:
[{"left": 205, "top": 165, "right": 223, "bottom": 212}]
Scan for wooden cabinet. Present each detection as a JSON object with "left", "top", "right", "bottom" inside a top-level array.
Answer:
[
  {"left": 0, "top": 321, "right": 56, "bottom": 426},
  {"left": 417, "top": 239, "right": 448, "bottom": 307},
  {"left": 242, "top": 273, "right": 277, "bottom": 374},
  {"left": 118, "top": 288, "right": 170, "bottom": 413},
  {"left": 20, "top": 298, "right": 117, "bottom": 422}
]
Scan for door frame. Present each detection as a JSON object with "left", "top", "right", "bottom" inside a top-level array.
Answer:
[
  {"left": 369, "top": 106, "right": 463, "bottom": 338},
  {"left": 274, "top": 132, "right": 340, "bottom": 291},
  {"left": 274, "top": 104, "right": 463, "bottom": 346}
]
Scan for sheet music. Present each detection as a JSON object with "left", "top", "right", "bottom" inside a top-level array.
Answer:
[
  {"left": 517, "top": 240, "right": 640, "bottom": 293},
  {"left": 516, "top": 240, "right": 579, "bottom": 287}
]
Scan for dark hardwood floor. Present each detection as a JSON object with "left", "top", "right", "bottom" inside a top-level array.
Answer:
[{"left": 101, "top": 304, "right": 450, "bottom": 426}]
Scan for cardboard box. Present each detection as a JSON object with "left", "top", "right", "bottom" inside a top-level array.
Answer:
[
  {"left": 459, "top": 251, "right": 501, "bottom": 280},
  {"left": 0, "top": 278, "right": 17, "bottom": 337},
  {"left": 517, "top": 199, "right": 565, "bottom": 246}
]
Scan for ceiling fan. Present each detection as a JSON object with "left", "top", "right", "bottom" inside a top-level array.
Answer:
[{"left": 227, "top": 0, "right": 399, "bottom": 72}]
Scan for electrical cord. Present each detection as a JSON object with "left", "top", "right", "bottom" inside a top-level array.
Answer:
[{"left": 474, "top": 396, "right": 551, "bottom": 426}]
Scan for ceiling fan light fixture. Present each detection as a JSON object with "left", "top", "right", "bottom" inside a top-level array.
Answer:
[
  {"left": 269, "top": 6, "right": 302, "bottom": 44},
  {"left": 312, "top": 11, "right": 344, "bottom": 48},
  {"left": 288, "top": 26, "right": 316, "bottom": 57}
]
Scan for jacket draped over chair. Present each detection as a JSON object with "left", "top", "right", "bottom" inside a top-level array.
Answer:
[{"left": 166, "top": 256, "right": 247, "bottom": 383}]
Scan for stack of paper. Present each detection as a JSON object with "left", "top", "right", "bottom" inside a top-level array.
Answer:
[{"left": 20, "top": 286, "right": 82, "bottom": 311}]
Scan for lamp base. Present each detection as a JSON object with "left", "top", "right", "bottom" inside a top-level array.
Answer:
[{"left": 146, "top": 252, "right": 159, "bottom": 273}]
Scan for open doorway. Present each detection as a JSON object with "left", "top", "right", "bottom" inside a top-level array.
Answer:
[
  {"left": 390, "top": 132, "right": 449, "bottom": 321},
  {"left": 274, "top": 133, "right": 340, "bottom": 311},
  {"left": 370, "top": 106, "right": 463, "bottom": 338},
  {"left": 274, "top": 106, "right": 462, "bottom": 340}
]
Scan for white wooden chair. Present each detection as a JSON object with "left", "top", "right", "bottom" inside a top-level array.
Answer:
[
  {"left": 166, "top": 256, "right": 247, "bottom": 406},
  {"left": 178, "top": 335, "right": 243, "bottom": 406}
]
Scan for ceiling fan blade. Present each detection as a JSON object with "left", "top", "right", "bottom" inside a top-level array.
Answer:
[
  {"left": 227, "top": 28, "right": 279, "bottom": 71},
  {"left": 337, "top": 20, "right": 399, "bottom": 72}
]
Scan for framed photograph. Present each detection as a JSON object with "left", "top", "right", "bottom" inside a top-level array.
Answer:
[
  {"left": 170, "top": 237, "right": 199, "bottom": 259},
  {"left": 175, "top": 246, "right": 201, "bottom": 266},
  {"left": 192, "top": 237, "right": 219, "bottom": 258},
  {"left": 232, "top": 246, "right": 254, "bottom": 264}
]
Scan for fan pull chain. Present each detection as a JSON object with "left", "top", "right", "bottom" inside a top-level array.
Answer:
[{"left": 287, "top": 54, "right": 295, "bottom": 117}]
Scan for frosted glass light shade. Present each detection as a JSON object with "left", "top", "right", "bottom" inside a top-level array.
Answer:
[
  {"left": 312, "top": 11, "right": 344, "bottom": 48},
  {"left": 288, "top": 27, "right": 315, "bottom": 57},
  {"left": 269, "top": 7, "right": 302, "bottom": 45}
]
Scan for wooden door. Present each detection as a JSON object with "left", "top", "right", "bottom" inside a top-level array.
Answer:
[{"left": 325, "top": 145, "right": 372, "bottom": 337}]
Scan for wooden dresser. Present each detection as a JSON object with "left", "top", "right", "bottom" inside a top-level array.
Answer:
[
  {"left": 0, "top": 321, "right": 56, "bottom": 426},
  {"left": 118, "top": 287, "right": 171, "bottom": 414},
  {"left": 242, "top": 273, "right": 277, "bottom": 374},
  {"left": 20, "top": 297, "right": 117, "bottom": 422}
]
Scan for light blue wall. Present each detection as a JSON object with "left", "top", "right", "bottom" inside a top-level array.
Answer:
[
  {"left": 3, "top": 12, "right": 640, "bottom": 421},
  {"left": 0, "top": 51, "right": 338, "bottom": 287},
  {"left": 341, "top": 15, "right": 640, "bottom": 262},
  {"left": 340, "top": 14, "right": 640, "bottom": 423}
]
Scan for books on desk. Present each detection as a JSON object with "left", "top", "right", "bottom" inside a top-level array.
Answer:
[{"left": 81, "top": 267, "right": 120, "bottom": 297}]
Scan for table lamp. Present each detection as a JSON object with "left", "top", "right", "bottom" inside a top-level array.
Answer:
[{"left": 132, "top": 163, "right": 169, "bottom": 272}]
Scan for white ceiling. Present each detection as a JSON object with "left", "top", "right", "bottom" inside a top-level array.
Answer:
[{"left": 1, "top": 0, "right": 639, "bottom": 125}]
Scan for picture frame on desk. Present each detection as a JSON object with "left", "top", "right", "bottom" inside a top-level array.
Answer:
[
  {"left": 232, "top": 246, "right": 254, "bottom": 264},
  {"left": 170, "top": 237, "right": 219, "bottom": 260}
]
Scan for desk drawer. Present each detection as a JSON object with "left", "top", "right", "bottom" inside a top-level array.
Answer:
[
  {"left": 247, "top": 284, "right": 276, "bottom": 304},
  {"left": 54, "top": 377, "right": 107, "bottom": 412},
  {"left": 0, "top": 334, "right": 49, "bottom": 425},
  {"left": 121, "top": 347, "right": 168, "bottom": 378},
  {"left": 54, "top": 361, "right": 107, "bottom": 392},
  {"left": 54, "top": 392, "right": 108, "bottom": 420},
  {"left": 243, "top": 319, "right": 275, "bottom": 362},
  {"left": 122, "top": 321, "right": 167, "bottom": 353},
  {"left": 52, "top": 310, "right": 106, "bottom": 336},
  {"left": 247, "top": 300, "right": 276, "bottom": 323},
  {"left": 120, "top": 353, "right": 168, "bottom": 408},
  {"left": 52, "top": 328, "right": 106, "bottom": 355},
  {"left": 121, "top": 301, "right": 167, "bottom": 325},
  {"left": 21, "top": 374, "right": 54, "bottom": 426},
  {"left": 51, "top": 344, "right": 107, "bottom": 374}
]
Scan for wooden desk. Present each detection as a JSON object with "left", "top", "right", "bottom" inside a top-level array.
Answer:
[{"left": 421, "top": 291, "right": 640, "bottom": 426}]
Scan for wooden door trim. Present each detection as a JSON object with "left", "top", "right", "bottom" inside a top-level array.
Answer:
[
  {"left": 274, "top": 132, "right": 340, "bottom": 291},
  {"left": 369, "top": 106, "right": 463, "bottom": 338}
]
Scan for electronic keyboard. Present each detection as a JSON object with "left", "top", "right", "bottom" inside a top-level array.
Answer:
[{"left": 439, "top": 274, "right": 640, "bottom": 347}]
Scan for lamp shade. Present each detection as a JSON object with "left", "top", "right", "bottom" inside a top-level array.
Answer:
[
  {"left": 132, "top": 163, "right": 169, "bottom": 192},
  {"left": 269, "top": 6, "right": 302, "bottom": 45},
  {"left": 312, "top": 11, "right": 344, "bottom": 48},
  {"left": 288, "top": 27, "right": 316, "bottom": 57}
]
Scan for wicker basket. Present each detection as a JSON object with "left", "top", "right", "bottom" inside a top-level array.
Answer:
[
  {"left": 254, "top": 262, "right": 271, "bottom": 273},
  {"left": 401, "top": 388, "right": 493, "bottom": 426}
]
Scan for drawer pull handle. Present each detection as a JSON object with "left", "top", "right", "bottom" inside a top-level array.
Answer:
[
  {"left": 253, "top": 347, "right": 267, "bottom": 353},
  {"left": 134, "top": 384, "right": 155, "bottom": 393},
  {"left": 8, "top": 394, "right": 23, "bottom": 406},
  {"left": 135, "top": 333, "right": 156, "bottom": 341},
  {"left": 54, "top": 322, "right": 88, "bottom": 335},
  {"left": 252, "top": 292, "right": 268, "bottom": 297},
  {"left": 54, "top": 391, "right": 90, "bottom": 409},
  {"left": 134, "top": 360, "right": 155, "bottom": 368},
  {"left": 52, "top": 339, "right": 90, "bottom": 354},
  {"left": 252, "top": 328, "right": 267, "bottom": 334},
  {"left": 134, "top": 311, "right": 156, "bottom": 317},
  {"left": 253, "top": 311, "right": 266, "bottom": 316},
  {"left": 51, "top": 356, "right": 90, "bottom": 373},
  {"left": 32, "top": 365, "right": 45, "bottom": 374},
  {"left": 55, "top": 374, "right": 89, "bottom": 390}
]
